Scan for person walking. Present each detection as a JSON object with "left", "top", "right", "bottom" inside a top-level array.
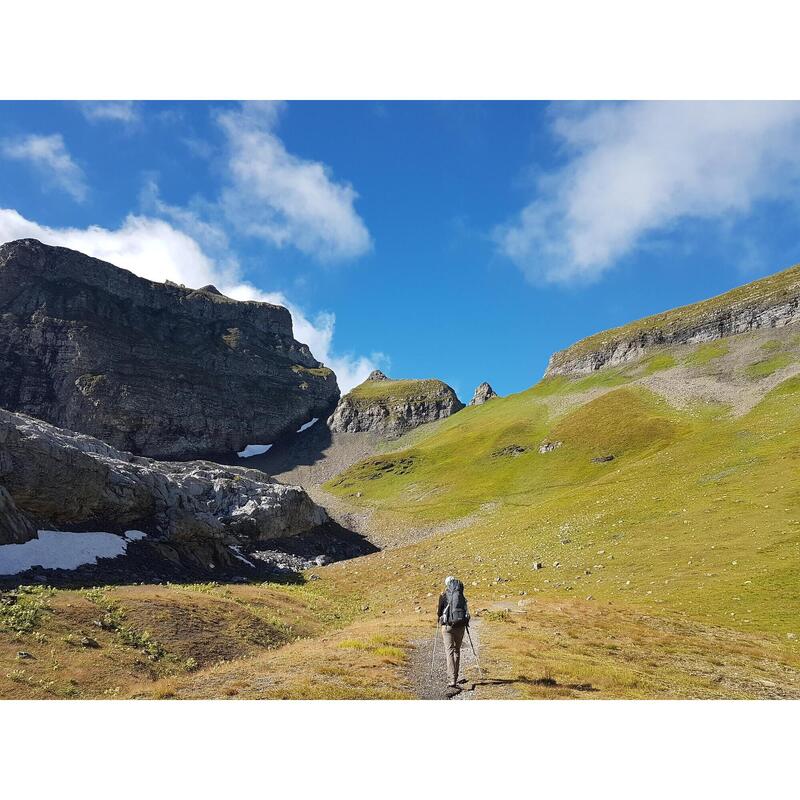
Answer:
[{"left": 437, "top": 575, "right": 470, "bottom": 688}]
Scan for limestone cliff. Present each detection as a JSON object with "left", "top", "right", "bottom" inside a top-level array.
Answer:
[
  {"left": 546, "top": 262, "right": 800, "bottom": 376},
  {"left": 0, "top": 239, "right": 339, "bottom": 458},
  {"left": 328, "top": 371, "right": 463, "bottom": 436}
]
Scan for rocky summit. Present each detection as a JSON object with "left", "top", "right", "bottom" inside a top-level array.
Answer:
[
  {"left": 469, "top": 382, "right": 498, "bottom": 405},
  {"left": 0, "top": 407, "right": 327, "bottom": 549},
  {"left": 328, "top": 374, "right": 464, "bottom": 436},
  {"left": 0, "top": 239, "right": 340, "bottom": 459}
]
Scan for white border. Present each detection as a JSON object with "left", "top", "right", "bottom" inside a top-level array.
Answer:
[
  {"left": 0, "top": 700, "right": 796, "bottom": 798},
  {"left": 2, "top": 1, "right": 800, "bottom": 99}
]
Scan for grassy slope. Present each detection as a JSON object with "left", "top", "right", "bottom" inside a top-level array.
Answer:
[
  {"left": 326, "top": 371, "right": 800, "bottom": 635},
  {"left": 346, "top": 378, "right": 454, "bottom": 406},
  {"left": 3, "top": 334, "right": 800, "bottom": 699},
  {"left": 550, "top": 262, "right": 800, "bottom": 370}
]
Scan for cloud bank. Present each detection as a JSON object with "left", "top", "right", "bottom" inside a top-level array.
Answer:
[
  {"left": 218, "top": 102, "right": 372, "bottom": 261},
  {"left": 0, "top": 208, "right": 381, "bottom": 392},
  {"left": 495, "top": 101, "right": 800, "bottom": 284},
  {"left": 80, "top": 101, "right": 140, "bottom": 125},
  {"left": 1, "top": 133, "right": 87, "bottom": 202}
]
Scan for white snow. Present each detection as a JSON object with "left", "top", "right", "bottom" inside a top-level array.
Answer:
[
  {"left": 229, "top": 545, "right": 256, "bottom": 568},
  {"left": 237, "top": 443, "right": 273, "bottom": 458},
  {"left": 296, "top": 417, "right": 319, "bottom": 433},
  {"left": 0, "top": 530, "right": 148, "bottom": 575}
]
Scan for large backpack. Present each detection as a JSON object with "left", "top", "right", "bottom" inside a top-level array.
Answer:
[{"left": 441, "top": 579, "right": 469, "bottom": 626}]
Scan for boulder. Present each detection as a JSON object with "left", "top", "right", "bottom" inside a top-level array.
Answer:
[
  {"left": 0, "top": 239, "right": 339, "bottom": 459},
  {"left": 0, "top": 408, "right": 327, "bottom": 546}
]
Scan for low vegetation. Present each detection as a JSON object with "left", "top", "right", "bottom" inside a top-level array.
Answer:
[{"left": 346, "top": 378, "right": 452, "bottom": 405}]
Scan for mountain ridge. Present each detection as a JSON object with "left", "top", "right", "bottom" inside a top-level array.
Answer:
[{"left": 546, "top": 262, "right": 800, "bottom": 376}]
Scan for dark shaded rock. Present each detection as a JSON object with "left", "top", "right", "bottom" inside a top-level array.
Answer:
[
  {"left": 492, "top": 444, "right": 530, "bottom": 458},
  {"left": 469, "top": 382, "right": 498, "bottom": 406},
  {"left": 0, "top": 485, "right": 37, "bottom": 544},
  {"left": 366, "top": 370, "right": 389, "bottom": 382},
  {"left": 0, "top": 239, "right": 339, "bottom": 459},
  {"left": 592, "top": 455, "right": 615, "bottom": 463}
]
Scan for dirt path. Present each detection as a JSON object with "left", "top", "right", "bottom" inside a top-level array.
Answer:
[{"left": 409, "top": 619, "right": 486, "bottom": 699}]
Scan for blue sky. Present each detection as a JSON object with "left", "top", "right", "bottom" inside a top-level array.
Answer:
[{"left": 2, "top": 100, "right": 800, "bottom": 397}]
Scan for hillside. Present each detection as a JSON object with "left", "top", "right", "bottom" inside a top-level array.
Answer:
[
  {"left": 3, "top": 268, "right": 800, "bottom": 700},
  {"left": 547, "top": 262, "right": 800, "bottom": 375}
]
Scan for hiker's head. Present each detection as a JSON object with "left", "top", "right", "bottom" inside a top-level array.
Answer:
[{"left": 445, "top": 575, "right": 456, "bottom": 589}]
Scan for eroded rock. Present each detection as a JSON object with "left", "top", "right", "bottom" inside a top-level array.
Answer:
[
  {"left": 328, "top": 374, "right": 463, "bottom": 436},
  {"left": 0, "top": 239, "right": 339, "bottom": 459},
  {"left": 469, "top": 382, "right": 498, "bottom": 405},
  {"left": 0, "top": 408, "right": 327, "bottom": 547}
]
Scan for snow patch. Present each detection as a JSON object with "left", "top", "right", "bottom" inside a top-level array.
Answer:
[
  {"left": 296, "top": 417, "right": 319, "bottom": 433},
  {"left": 237, "top": 443, "right": 272, "bottom": 458},
  {"left": 229, "top": 545, "right": 256, "bottom": 568},
  {"left": 0, "top": 530, "right": 148, "bottom": 575}
]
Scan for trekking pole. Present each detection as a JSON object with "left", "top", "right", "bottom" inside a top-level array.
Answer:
[
  {"left": 429, "top": 623, "right": 439, "bottom": 678},
  {"left": 465, "top": 623, "right": 483, "bottom": 677}
]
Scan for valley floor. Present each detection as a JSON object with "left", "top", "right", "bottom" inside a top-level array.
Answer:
[{"left": 3, "top": 326, "right": 800, "bottom": 700}]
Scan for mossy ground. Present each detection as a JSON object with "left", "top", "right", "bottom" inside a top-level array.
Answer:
[{"left": 346, "top": 378, "right": 453, "bottom": 406}]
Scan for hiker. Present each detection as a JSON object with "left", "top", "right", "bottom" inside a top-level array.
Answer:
[{"left": 437, "top": 575, "right": 470, "bottom": 688}]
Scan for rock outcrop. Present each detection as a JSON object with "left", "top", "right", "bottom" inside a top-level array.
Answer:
[
  {"left": 0, "top": 239, "right": 340, "bottom": 459},
  {"left": 0, "top": 486, "right": 36, "bottom": 544},
  {"left": 546, "top": 262, "right": 800, "bottom": 376},
  {"left": 469, "top": 382, "right": 498, "bottom": 405},
  {"left": 328, "top": 374, "right": 464, "bottom": 436},
  {"left": 0, "top": 408, "right": 327, "bottom": 547}
]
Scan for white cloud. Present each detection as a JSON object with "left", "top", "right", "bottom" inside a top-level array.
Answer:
[
  {"left": 218, "top": 102, "right": 372, "bottom": 262},
  {"left": 1, "top": 133, "right": 87, "bottom": 202},
  {"left": 495, "top": 101, "right": 800, "bottom": 284},
  {"left": 80, "top": 101, "right": 140, "bottom": 125},
  {"left": 0, "top": 207, "right": 381, "bottom": 392}
]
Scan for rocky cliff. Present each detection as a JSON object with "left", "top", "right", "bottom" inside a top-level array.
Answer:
[
  {"left": 0, "top": 408, "right": 327, "bottom": 548},
  {"left": 469, "top": 382, "right": 498, "bottom": 405},
  {"left": 546, "top": 262, "right": 800, "bottom": 376},
  {"left": 328, "top": 371, "right": 463, "bottom": 436},
  {"left": 0, "top": 239, "right": 339, "bottom": 458}
]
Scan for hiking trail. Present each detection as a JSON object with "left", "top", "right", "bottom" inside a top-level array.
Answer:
[{"left": 409, "top": 619, "right": 488, "bottom": 700}]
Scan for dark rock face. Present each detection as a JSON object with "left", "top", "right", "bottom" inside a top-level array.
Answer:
[
  {"left": 0, "top": 239, "right": 340, "bottom": 459},
  {"left": 0, "top": 486, "right": 36, "bottom": 544},
  {"left": 0, "top": 408, "right": 327, "bottom": 548},
  {"left": 469, "top": 382, "right": 498, "bottom": 405}
]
